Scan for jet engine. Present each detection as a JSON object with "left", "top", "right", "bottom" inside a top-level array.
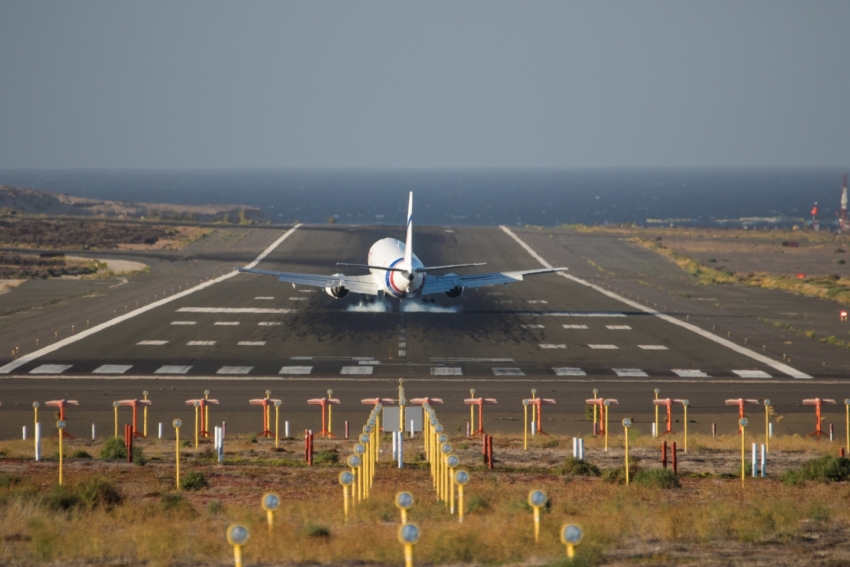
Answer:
[
  {"left": 325, "top": 274, "right": 349, "bottom": 298},
  {"left": 444, "top": 273, "right": 463, "bottom": 297}
]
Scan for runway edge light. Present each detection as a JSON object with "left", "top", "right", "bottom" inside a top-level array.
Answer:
[{"left": 226, "top": 524, "right": 250, "bottom": 567}]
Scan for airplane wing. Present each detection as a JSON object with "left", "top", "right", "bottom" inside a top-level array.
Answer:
[
  {"left": 237, "top": 268, "right": 379, "bottom": 295},
  {"left": 420, "top": 268, "right": 567, "bottom": 296}
]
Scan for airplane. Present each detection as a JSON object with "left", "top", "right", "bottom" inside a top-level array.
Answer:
[{"left": 238, "top": 193, "right": 567, "bottom": 302}]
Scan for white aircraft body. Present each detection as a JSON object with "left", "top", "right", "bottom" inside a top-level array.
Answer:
[{"left": 238, "top": 193, "right": 566, "bottom": 300}]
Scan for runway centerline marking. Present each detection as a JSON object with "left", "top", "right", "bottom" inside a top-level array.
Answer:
[
  {"left": 638, "top": 345, "right": 669, "bottom": 350},
  {"left": 606, "top": 325, "right": 631, "bottom": 330},
  {"left": 171, "top": 321, "right": 197, "bottom": 325},
  {"left": 187, "top": 341, "right": 216, "bottom": 346},
  {"left": 539, "top": 344, "right": 567, "bottom": 349},
  {"left": 499, "top": 225, "right": 812, "bottom": 380},
  {"left": 137, "top": 340, "right": 168, "bottom": 346},
  {"left": 0, "top": 224, "right": 302, "bottom": 374},
  {"left": 238, "top": 341, "right": 266, "bottom": 346},
  {"left": 258, "top": 322, "right": 282, "bottom": 326},
  {"left": 589, "top": 344, "right": 618, "bottom": 349},
  {"left": 563, "top": 324, "right": 589, "bottom": 329},
  {"left": 255, "top": 296, "right": 274, "bottom": 300},
  {"left": 214, "top": 321, "right": 240, "bottom": 326}
]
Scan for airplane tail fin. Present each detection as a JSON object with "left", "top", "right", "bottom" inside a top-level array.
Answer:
[{"left": 404, "top": 192, "right": 413, "bottom": 268}]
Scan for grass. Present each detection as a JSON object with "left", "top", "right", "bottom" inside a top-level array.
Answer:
[{"left": 0, "top": 432, "right": 849, "bottom": 564}]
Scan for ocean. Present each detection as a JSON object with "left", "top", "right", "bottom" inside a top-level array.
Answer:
[{"left": 0, "top": 168, "right": 846, "bottom": 228}]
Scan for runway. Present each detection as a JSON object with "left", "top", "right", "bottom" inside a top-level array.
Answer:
[{"left": 0, "top": 224, "right": 847, "bottom": 439}]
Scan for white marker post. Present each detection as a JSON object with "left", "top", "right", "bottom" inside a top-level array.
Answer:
[
  {"left": 752, "top": 443, "right": 757, "bottom": 478},
  {"left": 398, "top": 431, "right": 404, "bottom": 469},
  {"left": 760, "top": 444, "right": 767, "bottom": 477},
  {"left": 22, "top": 426, "right": 26, "bottom": 440},
  {"left": 392, "top": 431, "right": 398, "bottom": 461},
  {"left": 35, "top": 422, "right": 41, "bottom": 462},
  {"left": 158, "top": 422, "right": 163, "bottom": 439},
  {"left": 410, "top": 419, "right": 414, "bottom": 439},
  {"left": 285, "top": 420, "right": 290, "bottom": 439},
  {"left": 572, "top": 437, "right": 578, "bottom": 458},
  {"left": 92, "top": 423, "right": 96, "bottom": 441}
]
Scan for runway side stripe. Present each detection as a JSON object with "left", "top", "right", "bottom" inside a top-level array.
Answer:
[
  {"left": 499, "top": 225, "right": 812, "bottom": 380},
  {"left": 0, "top": 224, "right": 302, "bottom": 375}
]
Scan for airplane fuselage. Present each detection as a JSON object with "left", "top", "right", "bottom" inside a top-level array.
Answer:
[{"left": 368, "top": 238, "right": 425, "bottom": 298}]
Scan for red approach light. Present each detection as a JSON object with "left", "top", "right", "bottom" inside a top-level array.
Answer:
[{"left": 840, "top": 310, "right": 848, "bottom": 322}]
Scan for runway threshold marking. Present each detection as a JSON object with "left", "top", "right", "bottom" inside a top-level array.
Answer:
[
  {"left": 493, "top": 367, "right": 524, "bottom": 376},
  {"left": 30, "top": 364, "right": 72, "bottom": 374},
  {"left": 0, "top": 224, "right": 302, "bottom": 375},
  {"left": 499, "top": 226, "right": 812, "bottom": 380},
  {"left": 553, "top": 367, "right": 587, "bottom": 376},
  {"left": 672, "top": 369, "right": 709, "bottom": 378},
  {"left": 431, "top": 367, "right": 463, "bottom": 376},
  {"left": 93, "top": 364, "right": 133, "bottom": 374}
]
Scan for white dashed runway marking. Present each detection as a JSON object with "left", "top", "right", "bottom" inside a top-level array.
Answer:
[
  {"left": 137, "top": 340, "right": 168, "bottom": 346},
  {"left": 187, "top": 341, "right": 216, "bottom": 346},
  {"left": 521, "top": 324, "right": 545, "bottom": 329},
  {"left": 398, "top": 350, "right": 406, "bottom": 357},
  {"left": 733, "top": 370, "right": 772, "bottom": 379},
  {"left": 431, "top": 357, "right": 513, "bottom": 362},
  {"left": 171, "top": 321, "right": 196, "bottom": 325},
  {"left": 539, "top": 344, "right": 567, "bottom": 349},
  {"left": 93, "top": 365, "right": 133, "bottom": 374},
  {"left": 30, "top": 364, "right": 72, "bottom": 374},
  {"left": 614, "top": 368, "right": 648, "bottom": 377},
  {"left": 589, "top": 344, "right": 618, "bottom": 349},
  {"left": 177, "top": 307, "right": 293, "bottom": 314},
  {"left": 493, "top": 367, "right": 524, "bottom": 376},
  {"left": 606, "top": 325, "right": 631, "bottom": 330},
  {"left": 341, "top": 366, "right": 374, "bottom": 375},
  {"left": 214, "top": 321, "right": 240, "bottom": 326},
  {"left": 255, "top": 296, "right": 274, "bottom": 300},
  {"left": 217, "top": 366, "right": 253, "bottom": 375},
  {"left": 638, "top": 345, "right": 669, "bottom": 350},
  {"left": 553, "top": 367, "right": 586, "bottom": 376},
  {"left": 258, "top": 322, "right": 282, "bottom": 326},
  {"left": 288, "top": 297, "right": 308, "bottom": 301},
  {"left": 563, "top": 324, "right": 589, "bottom": 329},
  {"left": 540, "top": 312, "right": 626, "bottom": 317},
  {"left": 358, "top": 360, "right": 380, "bottom": 365},
  {"left": 431, "top": 367, "right": 463, "bottom": 376},
  {"left": 238, "top": 341, "right": 266, "bottom": 346},
  {"left": 155, "top": 365, "right": 192, "bottom": 374},
  {"left": 672, "top": 369, "right": 710, "bottom": 378},
  {"left": 279, "top": 366, "right": 313, "bottom": 375},
  {"left": 399, "top": 342, "right": 407, "bottom": 348},
  {"left": 527, "top": 300, "right": 548, "bottom": 304}
]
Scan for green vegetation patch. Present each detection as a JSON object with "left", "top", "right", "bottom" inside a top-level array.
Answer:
[
  {"left": 558, "top": 457, "right": 601, "bottom": 477},
  {"left": 782, "top": 455, "right": 850, "bottom": 484}
]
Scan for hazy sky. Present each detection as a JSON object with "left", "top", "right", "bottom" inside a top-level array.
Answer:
[{"left": 1, "top": 1, "right": 848, "bottom": 169}]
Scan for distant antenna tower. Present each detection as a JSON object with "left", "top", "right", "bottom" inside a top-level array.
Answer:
[{"left": 841, "top": 173, "right": 848, "bottom": 231}]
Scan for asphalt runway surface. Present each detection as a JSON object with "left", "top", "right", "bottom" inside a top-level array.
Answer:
[{"left": 1, "top": 224, "right": 848, "bottom": 439}]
